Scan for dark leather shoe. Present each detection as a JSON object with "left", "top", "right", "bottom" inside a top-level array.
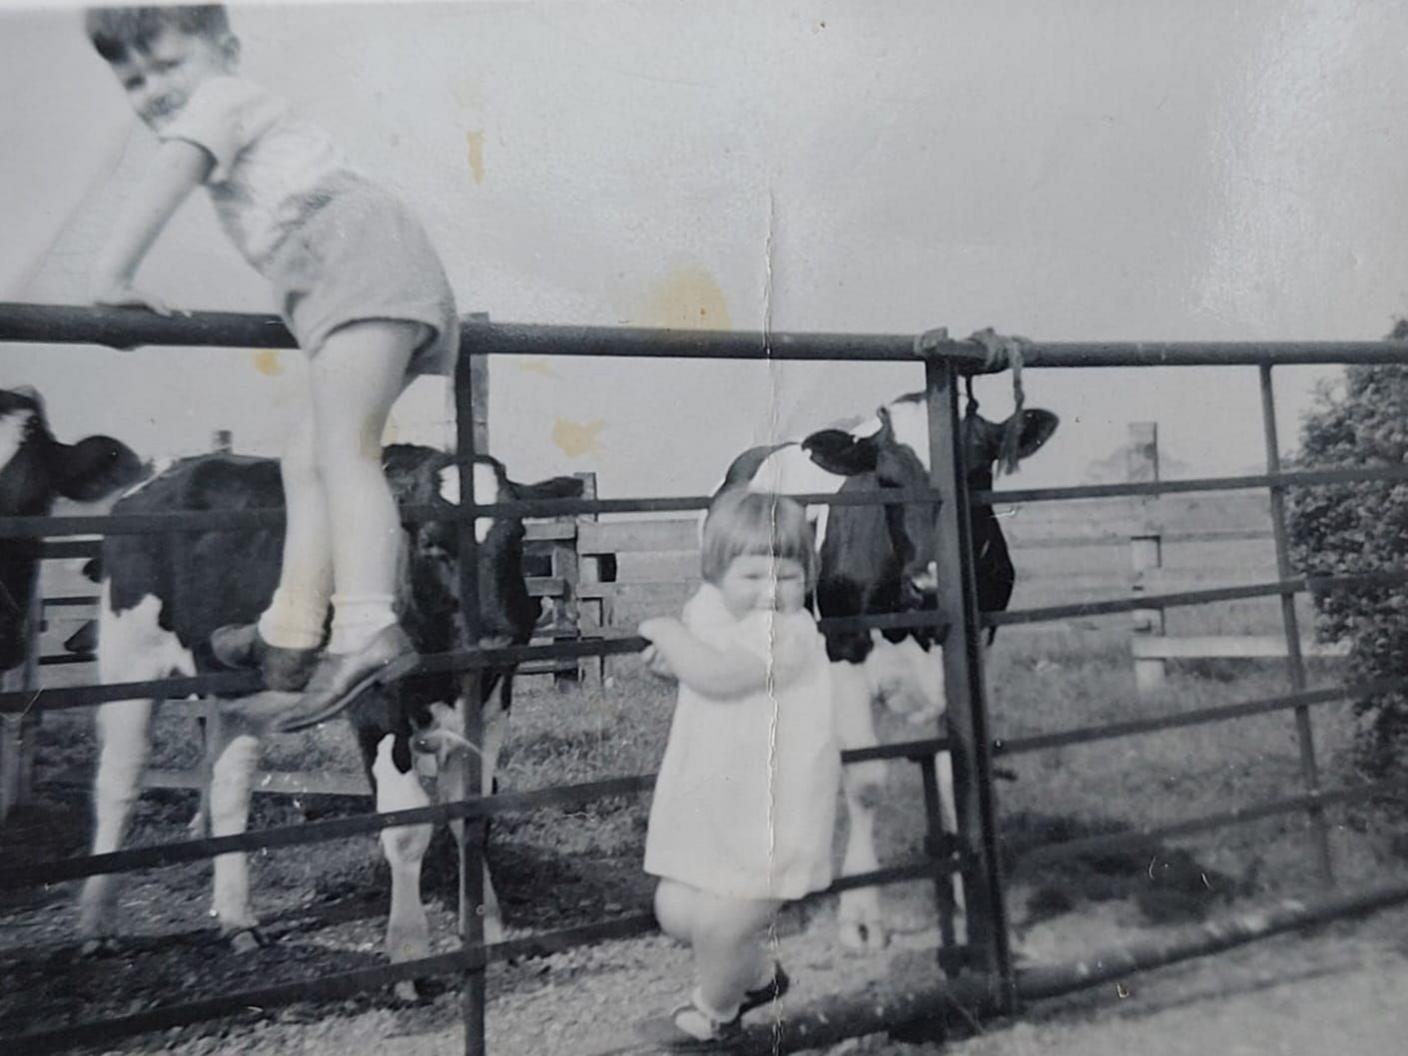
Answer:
[
  {"left": 272, "top": 623, "right": 419, "bottom": 734},
  {"left": 210, "top": 623, "right": 319, "bottom": 692},
  {"left": 738, "top": 965, "right": 789, "bottom": 1017}
]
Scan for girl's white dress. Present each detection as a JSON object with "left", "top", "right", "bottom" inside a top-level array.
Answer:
[{"left": 644, "top": 583, "right": 839, "bottom": 901}]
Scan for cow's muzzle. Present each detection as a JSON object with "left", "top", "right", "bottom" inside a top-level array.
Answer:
[
  {"left": 411, "top": 726, "right": 483, "bottom": 761},
  {"left": 902, "top": 561, "right": 939, "bottom": 608}
]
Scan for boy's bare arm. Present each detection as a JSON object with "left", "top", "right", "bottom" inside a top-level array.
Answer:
[
  {"left": 90, "top": 140, "right": 214, "bottom": 314},
  {"left": 638, "top": 617, "right": 769, "bottom": 700}
]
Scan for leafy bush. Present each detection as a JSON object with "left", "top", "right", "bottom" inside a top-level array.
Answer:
[{"left": 1286, "top": 321, "right": 1408, "bottom": 775}]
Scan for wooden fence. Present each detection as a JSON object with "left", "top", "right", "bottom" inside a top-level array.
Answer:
[{"left": 521, "top": 422, "right": 1357, "bottom": 691}]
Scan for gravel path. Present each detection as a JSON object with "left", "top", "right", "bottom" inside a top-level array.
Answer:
[{"left": 64, "top": 896, "right": 1408, "bottom": 1056}]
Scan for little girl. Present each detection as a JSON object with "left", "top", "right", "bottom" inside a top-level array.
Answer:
[
  {"left": 635, "top": 489, "right": 840, "bottom": 1049},
  {"left": 83, "top": 6, "right": 457, "bottom": 730}
]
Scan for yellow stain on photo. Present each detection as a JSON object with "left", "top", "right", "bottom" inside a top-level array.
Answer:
[
  {"left": 251, "top": 349, "right": 283, "bottom": 376},
  {"left": 465, "top": 130, "right": 485, "bottom": 184},
  {"left": 637, "top": 265, "right": 730, "bottom": 330},
  {"left": 552, "top": 417, "right": 605, "bottom": 458}
]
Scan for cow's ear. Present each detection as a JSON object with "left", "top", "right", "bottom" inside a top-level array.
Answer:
[
  {"left": 803, "top": 429, "right": 878, "bottom": 476},
  {"left": 1014, "top": 410, "right": 1059, "bottom": 460},
  {"left": 51, "top": 436, "right": 144, "bottom": 502}
]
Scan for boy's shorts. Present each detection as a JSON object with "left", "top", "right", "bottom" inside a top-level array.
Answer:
[{"left": 265, "top": 178, "right": 459, "bottom": 377}]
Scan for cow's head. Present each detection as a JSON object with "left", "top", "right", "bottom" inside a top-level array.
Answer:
[
  {"left": 805, "top": 406, "right": 939, "bottom": 615},
  {"left": 885, "top": 392, "right": 1059, "bottom": 488},
  {"left": 962, "top": 407, "right": 1059, "bottom": 490},
  {"left": 373, "top": 446, "right": 583, "bottom": 719},
  {"left": 0, "top": 387, "right": 142, "bottom": 670}
]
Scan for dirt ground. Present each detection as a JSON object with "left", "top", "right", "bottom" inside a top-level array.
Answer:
[
  {"left": 8, "top": 649, "right": 1407, "bottom": 1055},
  {"left": 8, "top": 859, "right": 1405, "bottom": 1056},
  {"left": 173, "top": 903, "right": 1408, "bottom": 1055}
]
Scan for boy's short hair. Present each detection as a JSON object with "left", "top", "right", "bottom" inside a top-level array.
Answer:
[
  {"left": 700, "top": 489, "right": 817, "bottom": 587},
  {"left": 85, "top": 5, "right": 231, "bottom": 62}
]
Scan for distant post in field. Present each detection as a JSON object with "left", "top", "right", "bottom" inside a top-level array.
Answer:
[
  {"left": 1129, "top": 422, "right": 1166, "bottom": 693},
  {"left": 211, "top": 429, "right": 233, "bottom": 454}
]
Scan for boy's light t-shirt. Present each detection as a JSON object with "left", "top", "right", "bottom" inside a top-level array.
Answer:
[{"left": 159, "top": 75, "right": 361, "bottom": 268}]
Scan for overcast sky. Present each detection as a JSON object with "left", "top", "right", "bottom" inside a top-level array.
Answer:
[{"left": 4, "top": 0, "right": 1406, "bottom": 496}]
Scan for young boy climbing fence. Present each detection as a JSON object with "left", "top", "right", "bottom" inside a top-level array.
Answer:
[{"left": 83, "top": 4, "right": 459, "bottom": 730}]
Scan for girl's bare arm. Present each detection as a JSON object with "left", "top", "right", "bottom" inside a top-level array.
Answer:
[{"left": 90, "top": 139, "right": 214, "bottom": 313}]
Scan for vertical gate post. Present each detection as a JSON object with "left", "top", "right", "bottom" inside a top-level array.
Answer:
[
  {"left": 1259, "top": 365, "right": 1333, "bottom": 887},
  {"left": 922, "top": 357, "right": 1014, "bottom": 1006},
  {"left": 0, "top": 567, "right": 42, "bottom": 821},
  {"left": 453, "top": 318, "right": 490, "bottom": 1056}
]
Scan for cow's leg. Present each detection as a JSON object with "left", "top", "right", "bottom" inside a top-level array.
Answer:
[
  {"left": 372, "top": 733, "right": 434, "bottom": 1001},
  {"left": 187, "top": 702, "right": 223, "bottom": 839},
  {"left": 477, "top": 679, "right": 509, "bottom": 940},
  {"left": 830, "top": 660, "right": 889, "bottom": 952},
  {"left": 79, "top": 590, "right": 193, "bottom": 952},
  {"left": 934, "top": 747, "right": 967, "bottom": 945},
  {"left": 206, "top": 715, "right": 263, "bottom": 951},
  {"left": 430, "top": 679, "right": 508, "bottom": 945},
  {"left": 78, "top": 697, "right": 156, "bottom": 950}
]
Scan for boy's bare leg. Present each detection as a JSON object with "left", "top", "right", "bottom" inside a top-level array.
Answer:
[
  {"left": 261, "top": 411, "right": 334, "bottom": 647},
  {"left": 267, "top": 320, "right": 422, "bottom": 731},
  {"left": 210, "top": 410, "right": 328, "bottom": 690}
]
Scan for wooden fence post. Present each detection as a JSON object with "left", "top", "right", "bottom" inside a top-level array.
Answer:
[
  {"left": 547, "top": 477, "right": 587, "bottom": 689},
  {"left": 571, "top": 473, "right": 608, "bottom": 683},
  {"left": 1129, "top": 422, "right": 1166, "bottom": 693}
]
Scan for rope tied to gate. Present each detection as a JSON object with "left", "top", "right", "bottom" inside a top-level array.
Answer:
[
  {"left": 913, "top": 326, "right": 1030, "bottom": 476},
  {"left": 970, "top": 327, "right": 1028, "bottom": 476}
]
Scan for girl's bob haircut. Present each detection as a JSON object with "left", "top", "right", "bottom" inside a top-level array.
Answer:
[{"left": 700, "top": 489, "right": 817, "bottom": 588}]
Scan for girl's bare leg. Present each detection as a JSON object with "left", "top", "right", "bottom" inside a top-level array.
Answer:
[{"left": 689, "top": 890, "right": 780, "bottom": 1020}]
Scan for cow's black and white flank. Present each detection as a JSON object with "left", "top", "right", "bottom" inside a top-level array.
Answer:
[
  {"left": 722, "top": 394, "right": 1058, "bottom": 950},
  {"left": 77, "top": 445, "right": 582, "bottom": 983},
  {"left": 0, "top": 386, "right": 142, "bottom": 672}
]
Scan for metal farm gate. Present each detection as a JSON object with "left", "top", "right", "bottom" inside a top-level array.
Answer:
[{"left": 4, "top": 302, "right": 1408, "bottom": 1053}]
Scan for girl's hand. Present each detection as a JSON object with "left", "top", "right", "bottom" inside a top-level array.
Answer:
[
  {"left": 640, "top": 644, "right": 677, "bottom": 681},
  {"left": 638, "top": 619, "right": 681, "bottom": 681},
  {"left": 637, "top": 617, "right": 681, "bottom": 644},
  {"left": 92, "top": 282, "right": 181, "bottom": 317}
]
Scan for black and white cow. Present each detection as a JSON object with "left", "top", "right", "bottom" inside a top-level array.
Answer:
[
  {"left": 77, "top": 445, "right": 582, "bottom": 981},
  {"left": 0, "top": 386, "right": 142, "bottom": 673},
  {"left": 722, "top": 393, "right": 1058, "bottom": 950}
]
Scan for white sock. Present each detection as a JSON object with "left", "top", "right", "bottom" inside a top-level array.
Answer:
[
  {"left": 690, "top": 987, "right": 739, "bottom": 1025},
  {"left": 327, "top": 594, "right": 398, "bottom": 655},
  {"left": 257, "top": 589, "right": 329, "bottom": 650}
]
